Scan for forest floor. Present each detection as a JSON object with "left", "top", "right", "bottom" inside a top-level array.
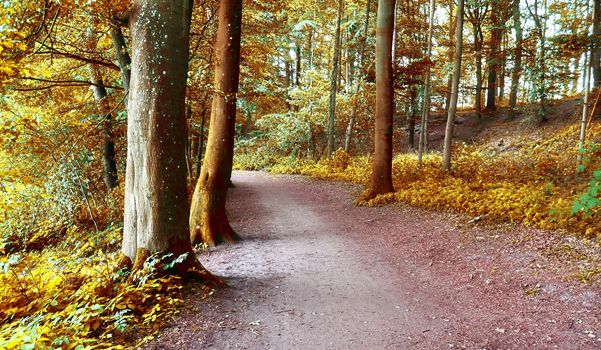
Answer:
[{"left": 143, "top": 171, "right": 601, "bottom": 350}]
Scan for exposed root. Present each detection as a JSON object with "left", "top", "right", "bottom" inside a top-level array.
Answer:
[
  {"left": 116, "top": 252, "right": 133, "bottom": 271},
  {"left": 123, "top": 242, "right": 226, "bottom": 287}
]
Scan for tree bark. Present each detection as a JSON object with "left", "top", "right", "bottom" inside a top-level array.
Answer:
[
  {"left": 407, "top": 86, "right": 417, "bottom": 151},
  {"left": 418, "top": 0, "right": 435, "bottom": 166},
  {"left": 110, "top": 26, "right": 132, "bottom": 98},
  {"left": 366, "top": 0, "right": 396, "bottom": 198},
  {"left": 295, "top": 42, "right": 302, "bottom": 87},
  {"left": 593, "top": 0, "right": 601, "bottom": 88},
  {"left": 196, "top": 107, "right": 207, "bottom": 180},
  {"left": 442, "top": 0, "right": 464, "bottom": 171},
  {"left": 578, "top": 14, "right": 594, "bottom": 168},
  {"left": 445, "top": 0, "right": 456, "bottom": 112},
  {"left": 189, "top": 0, "right": 242, "bottom": 246},
  {"left": 509, "top": 0, "right": 522, "bottom": 113},
  {"left": 90, "top": 66, "right": 118, "bottom": 191},
  {"left": 344, "top": 0, "right": 372, "bottom": 153},
  {"left": 121, "top": 0, "right": 210, "bottom": 278},
  {"left": 470, "top": 17, "right": 484, "bottom": 119},
  {"left": 328, "top": 0, "right": 344, "bottom": 158},
  {"left": 485, "top": 8, "right": 503, "bottom": 111}
]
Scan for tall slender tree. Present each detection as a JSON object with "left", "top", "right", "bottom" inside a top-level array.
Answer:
[
  {"left": 466, "top": 0, "right": 488, "bottom": 120},
  {"left": 110, "top": 26, "right": 132, "bottom": 101},
  {"left": 90, "top": 66, "right": 118, "bottom": 191},
  {"left": 189, "top": 0, "right": 243, "bottom": 246},
  {"left": 592, "top": 0, "right": 601, "bottom": 87},
  {"left": 442, "top": 0, "right": 465, "bottom": 171},
  {"left": 508, "top": 0, "right": 522, "bottom": 115},
  {"left": 344, "top": 0, "right": 372, "bottom": 152},
  {"left": 327, "top": 0, "right": 344, "bottom": 157},
  {"left": 418, "top": 0, "right": 436, "bottom": 166},
  {"left": 485, "top": 4, "right": 503, "bottom": 111},
  {"left": 366, "top": 0, "right": 396, "bottom": 198},
  {"left": 121, "top": 0, "right": 210, "bottom": 277}
]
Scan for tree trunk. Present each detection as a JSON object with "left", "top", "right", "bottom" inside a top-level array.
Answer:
[
  {"left": 442, "top": 0, "right": 464, "bottom": 171},
  {"left": 110, "top": 26, "right": 132, "bottom": 98},
  {"left": 578, "top": 16, "right": 594, "bottom": 168},
  {"left": 573, "top": 55, "right": 581, "bottom": 95},
  {"left": 121, "top": 0, "right": 209, "bottom": 278},
  {"left": 408, "top": 87, "right": 417, "bottom": 151},
  {"left": 245, "top": 108, "right": 252, "bottom": 135},
  {"left": 509, "top": 0, "right": 522, "bottom": 114},
  {"left": 328, "top": 0, "right": 344, "bottom": 157},
  {"left": 196, "top": 107, "right": 207, "bottom": 180},
  {"left": 445, "top": 0, "right": 456, "bottom": 112},
  {"left": 344, "top": 0, "right": 372, "bottom": 153},
  {"left": 295, "top": 42, "right": 302, "bottom": 87},
  {"left": 189, "top": 0, "right": 242, "bottom": 246},
  {"left": 366, "top": 0, "right": 396, "bottom": 198},
  {"left": 473, "top": 23, "right": 483, "bottom": 119},
  {"left": 90, "top": 66, "right": 118, "bottom": 191},
  {"left": 418, "top": 0, "right": 435, "bottom": 166},
  {"left": 498, "top": 30, "right": 508, "bottom": 100},
  {"left": 485, "top": 11, "right": 502, "bottom": 111},
  {"left": 593, "top": 0, "right": 601, "bottom": 88}
]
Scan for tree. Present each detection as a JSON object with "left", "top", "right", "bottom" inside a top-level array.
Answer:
[
  {"left": 442, "top": 0, "right": 464, "bottom": 171},
  {"left": 89, "top": 66, "right": 118, "bottom": 191},
  {"left": 366, "top": 0, "right": 396, "bottom": 198},
  {"left": 508, "top": 0, "right": 522, "bottom": 114},
  {"left": 466, "top": 0, "right": 489, "bottom": 119},
  {"left": 344, "top": 0, "right": 372, "bottom": 152},
  {"left": 526, "top": 0, "right": 548, "bottom": 122},
  {"left": 327, "top": 0, "right": 344, "bottom": 158},
  {"left": 121, "top": 0, "right": 208, "bottom": 276},
  {"left": 110, "top": 26, "right": 132, "bottom": 100},
  {"left": 485, "top": 3, "right": 504, "bottom": 111},
  {"left": 189, "top": 0, "right": 243, "bottom": 246},
  {"left": 418, "top": 0, "right": 436, "bottom": 166},
  {"left": 592, "top": 0, "right": 601, "bottom": 87},
  {"left": 578, "top": 5, "right": 594, "bottom": 168}
]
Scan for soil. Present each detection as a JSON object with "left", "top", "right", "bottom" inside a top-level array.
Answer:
[{"left": 143, "top": 171, "right": 601, "bottom": 350}]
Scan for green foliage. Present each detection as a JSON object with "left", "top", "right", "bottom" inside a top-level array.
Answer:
[{"left": 571, "top": 144, "right": 601, "bottom": 217}]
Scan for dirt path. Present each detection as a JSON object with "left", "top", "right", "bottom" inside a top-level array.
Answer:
[{"left": 144, "top": 171, "right": 601, "bottom": 349}]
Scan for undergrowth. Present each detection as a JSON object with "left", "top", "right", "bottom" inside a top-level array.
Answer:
[
  {"left": 0, "top": 185, "right": 207, "bottom": 349},
  {"left": 234, "top": 122, "right": 601, "bottom": 238}
]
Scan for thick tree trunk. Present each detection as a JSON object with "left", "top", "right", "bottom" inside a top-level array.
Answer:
[
  {"left": 442, "top": 0, "right": 464, "bottom": 171},
  {"left": 90, "top": 67, "right": 118, "bottom": 191},
  {"left": 593, "top": 0, "right": 601, "bottom": 88},
  {"left": 366, "top": 0, "right": 396, "bottom": 198},
  {"left": 328, "top": 0, "right": 344, "bottom": 157},
  {"left": 509, "top": 0, "right": 522, "bottom": 113},
  {"left": 121, "top": 0, "right": 209, "bottom": 278},
  {"left": 418, "top": 0, "right": 435, "bottom": 166},
  {"left": 189, "top": 0, "right": 242, "bottom": 246}
]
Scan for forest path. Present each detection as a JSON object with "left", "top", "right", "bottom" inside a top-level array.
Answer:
[{"left": 144, "top": 171, "right": 601, "bottom": 350}]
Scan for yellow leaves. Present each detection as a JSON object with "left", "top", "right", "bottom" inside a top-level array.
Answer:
[
  {"left": 244, "top": 133, "right": 600, "bottom": 237},
  {"left": 0, "top": 223, "right": 192, "bottom": 349}
]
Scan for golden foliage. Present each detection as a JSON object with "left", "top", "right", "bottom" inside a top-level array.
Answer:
[
  {"left": 0, "top": 223, "right": 201, "bottom": 349},
  {"left": 236, "top": 122, "right": 601, "bottom": 238}
]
